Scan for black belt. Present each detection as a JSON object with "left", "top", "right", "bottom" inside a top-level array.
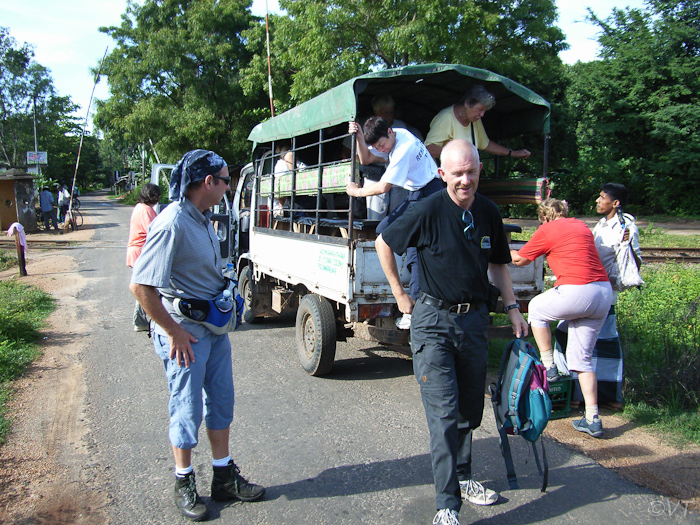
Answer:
[{"left": 419, "top": 292, "right": 480, "bottom": 314}]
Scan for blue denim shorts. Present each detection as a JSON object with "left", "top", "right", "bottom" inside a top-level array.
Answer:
[{"left": 153, "top": 323, "right": 234, "bottom": 449}]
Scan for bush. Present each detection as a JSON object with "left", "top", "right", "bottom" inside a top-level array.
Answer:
[{"left": 617, "top": 265, "right": 700, "bottom": 410}]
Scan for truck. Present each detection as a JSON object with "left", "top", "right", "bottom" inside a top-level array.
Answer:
[{"left": 153, "top": 64, "right": 550, "bottom": 376}]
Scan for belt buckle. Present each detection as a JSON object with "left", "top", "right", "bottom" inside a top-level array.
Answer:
[{"left": 450, "top": 302, "right": 470, "bottom": 314}]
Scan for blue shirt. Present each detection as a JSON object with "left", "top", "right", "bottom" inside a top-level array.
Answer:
[
  {"left": 131, "top": 198, "right": 225, "bottom": 323},
  {"left": 39, "top": 190, "right": 54, "bottom": 212}
]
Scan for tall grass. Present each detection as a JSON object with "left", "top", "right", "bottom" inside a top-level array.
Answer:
[
  {"left": 0, "top": 252, "right": 17, "bottom": 272},
  {"left": 617, "top": 264, "right": 700, "bottom": 443},
  {"left": 0, "top": 281, "right": 55, "bottom": 444}
]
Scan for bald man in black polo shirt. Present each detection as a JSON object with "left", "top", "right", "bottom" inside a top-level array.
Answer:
[{"left": 375, "top": 139, "right": 528, "bottom": 525}]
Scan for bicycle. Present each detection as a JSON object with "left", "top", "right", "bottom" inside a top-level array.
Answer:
[
  {"left": 71, "top": 196, "right": 81, "bottom": 210},
  {"left": 66, "top": 208, "right": 83, "bottom": 231},
  {"left": 35, "top": 207, "right": 59, "bottom": 231},
  {"left": 35, "top": 208, "right": 45, "bottom": 230}
]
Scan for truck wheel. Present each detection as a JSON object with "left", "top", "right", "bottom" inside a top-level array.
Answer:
[
  {"left": 238, "top": 266, "right": 258, "bottom": 324},
  {"left": 296, "top": 294, "right": 337, "bottom": 376}
]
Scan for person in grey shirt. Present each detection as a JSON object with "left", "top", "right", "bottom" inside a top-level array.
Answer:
[{"left": 130, "top": 150, "right": 265, "bottom": 522}]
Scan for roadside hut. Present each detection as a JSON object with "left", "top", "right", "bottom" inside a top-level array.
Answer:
[{"left": 0, "top": 169, "right": 38, "bottom": 232}]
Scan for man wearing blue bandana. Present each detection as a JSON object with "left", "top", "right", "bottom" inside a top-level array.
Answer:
[{"left": 131, "top": 150, "right": 265, "bottom": 521}]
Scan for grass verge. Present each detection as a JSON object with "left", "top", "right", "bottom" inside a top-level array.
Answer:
[
  {"left": 0, "top": 253, "right": 17, "bottom": 272},
  {"left": 0, "top": 280, "right": 55, "bottom": 445},
  {"left": 617, "top": 264, "right": 700, "bottom": 445}
]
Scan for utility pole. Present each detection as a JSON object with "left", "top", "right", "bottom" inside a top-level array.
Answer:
[{"left": 32, "top": 96, "right": 41, "bottom": 177}]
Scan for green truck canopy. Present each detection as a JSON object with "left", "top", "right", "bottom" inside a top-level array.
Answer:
[{"left": 248, "top": 63, "right": 550, "bottom": 148}]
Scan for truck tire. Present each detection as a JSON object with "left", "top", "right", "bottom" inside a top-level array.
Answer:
[
  {"left": 296, "top": 294, "right": 337, "bottom": 376},
  {"left": 238, "top": 266, "right": 259, "bottom": 324}
]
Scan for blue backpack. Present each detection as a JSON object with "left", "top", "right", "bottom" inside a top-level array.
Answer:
[{"left": 489, "top": 338, "right": 552, "bottom": 491}]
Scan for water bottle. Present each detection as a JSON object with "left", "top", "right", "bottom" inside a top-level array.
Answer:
[{"left": 215, "top": 289, "right": 234, "bottom": 313}]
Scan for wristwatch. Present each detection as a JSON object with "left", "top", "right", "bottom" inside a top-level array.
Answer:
[{"left": 504, "top": 303, "right": 520, "bottom": 312}]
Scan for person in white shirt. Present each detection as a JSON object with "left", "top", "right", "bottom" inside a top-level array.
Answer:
[
  {"left": 272, "top": 142, "right": 307, "bottom": 218},
  {"left": 555, "top": 183, "right": 642, "bottom": 409},
  {"left": 346, "top": 116, "right": 443, "bottom": 328},
  {"left": 57, "top": 184, "right": 70, "bottom": 223}
]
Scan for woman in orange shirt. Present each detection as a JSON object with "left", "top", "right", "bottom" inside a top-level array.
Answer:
[
  {"left": 127, "top": 183, "right": 161, "bottom": 331},
  {"left": 511, "top": 199, "right": 613, "bottom": 438}
]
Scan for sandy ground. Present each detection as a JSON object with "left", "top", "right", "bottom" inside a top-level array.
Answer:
[
  {"left": 0, "top": 209, "right": 697, "bottom": 523},
  {"left": 0, "top": 218, "right": 110, "bottom": 523}
]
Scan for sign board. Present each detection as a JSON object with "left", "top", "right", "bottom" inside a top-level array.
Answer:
[{"left": 27, "top": 151, "right": 48, "bottom": 164}]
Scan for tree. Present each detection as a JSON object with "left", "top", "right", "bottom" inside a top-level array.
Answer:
[
  {"left": 241, "top": 0, "right": 567, "bottom": 108},
  {"left": 0, "top": 27, "right": 96, "bottom": 189},
  {"left": 95, "top": 0, "right": 268, "bottom": 166},
  {"left": 564, "top": 1, "right": 700, "bottom": 214}
]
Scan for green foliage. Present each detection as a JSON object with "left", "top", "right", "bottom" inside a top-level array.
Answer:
[
  {"left": 617, "top": 265, "right": 700, "bottom": 410},
  {"left": 0, "top": 281, "right": 55, "bottom": 361},
  {"left": 0, "top": 27, "right": 102, "bottom": 189},
  {"left": 0, "top": 281, "right": 54, "bottom": 443},
  {"left": 95, "top": 0, "right": 269, "bottom": 166},
  {"left": 241, "top": 0, "right": 567, "bottom": 107},
  {"left": 0, "top": 253, "right": 17, "bottom": 272},
  {"left": 560, "top": 1, "right": 700, "bottom": 215},
  {"left": 624, "top": 402, "right": 700, "bottom": 446},
  {"left": 119, "top": 178, "right": 169, "bottom": 206},
  {"left": 637, "top": 222, "right": 700, "bottom": 248}
]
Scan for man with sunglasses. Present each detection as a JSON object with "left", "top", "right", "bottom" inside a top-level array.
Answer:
[
  {"left": 131, "top": 150, "right": 265, "bottom": 521},
  {"left": 375, "top": 140, "right": 527, "bottom": 525}
]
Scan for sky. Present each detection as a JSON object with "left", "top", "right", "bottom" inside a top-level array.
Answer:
[{"left": 1, "top": 0, "right": 649, "bottom": 127}]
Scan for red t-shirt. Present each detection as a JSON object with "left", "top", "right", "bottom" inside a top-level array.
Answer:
[{"left": 517, "top": 217, "right": 609, "bottom": 286}]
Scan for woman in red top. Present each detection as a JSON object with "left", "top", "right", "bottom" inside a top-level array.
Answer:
[
  {"left": 126, "top": 183, "right": 161, "bottom": 331},
  {"left": 511, "top": 199, "right": 613, "bottom": 438}
]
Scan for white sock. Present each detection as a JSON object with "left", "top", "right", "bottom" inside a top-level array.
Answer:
[
  {"left": 175, "top": 465, "right": 193, "bottom": 478},
  {"left": 585, "top": 404, "right": 599, "bottom": 423},
  {"left": 212, "top": 455, "right": 231, "bottom": 468},
  {"left": 539, "top": 348, "right": 554, "bottom": 369}
]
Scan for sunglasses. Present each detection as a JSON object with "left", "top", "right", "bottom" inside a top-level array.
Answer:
[
  {"left": 212, "top": 175, "right": 231, "bottom": 184},
  {"left": 462, "top": 209, "right": 475, "bottom": 240}
]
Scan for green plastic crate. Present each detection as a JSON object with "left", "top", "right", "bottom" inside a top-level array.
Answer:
[{"left": 549, "top": 377, "right": 573, "bottom": 419}]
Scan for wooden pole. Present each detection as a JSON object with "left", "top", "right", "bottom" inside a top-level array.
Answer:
[{"left": 14, "top": 232, "right": 27, "bottom": 277}]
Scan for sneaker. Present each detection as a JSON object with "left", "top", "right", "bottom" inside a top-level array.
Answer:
[
  {"left": 572, "top": 416, "right": 603, "bottom": 438},
  {"left": 396, "top": 313, "right": 412, "bottom": 330},
  {"left": 211, "top": 460, "right": 266, "bottom": 502},
  {"left": 433, "top": 509, "right": 460, "bottom": 525},
  {"left": 173, "top": 472, "right": 209, "bottom": 522},
  {"left": 459, "top": 479, "right": 498, "bottom": 506},
  {"left": 546, "top": 365, "right": 560, "bottom": 382}
]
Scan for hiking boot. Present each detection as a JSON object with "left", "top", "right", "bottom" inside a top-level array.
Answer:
[
  {"left": 211, "top": 460, "right": 265, "bottom": 502},
  {"left": 572, "top": 416, "right": 603, "bottom": 438},
  {"left": 173, "top": 472, "right": 209, "bottom": 522},
  {"left": 546, "top": 365, "right": 560, "bottom": 382},
  {"left": 459, "top": 479, "right": 499, "bottom": 506},
  {"left": 433, "top": 509, "right": 460, "bottom": 525}
]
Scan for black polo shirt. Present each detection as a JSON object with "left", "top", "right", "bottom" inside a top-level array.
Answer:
[{"left": 381, "top": 190, "right": 511, "bottom": 304}]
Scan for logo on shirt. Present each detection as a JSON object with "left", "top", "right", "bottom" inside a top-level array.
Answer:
[{"left": 480, "top": 236, "right": 491, "bottom": 249}]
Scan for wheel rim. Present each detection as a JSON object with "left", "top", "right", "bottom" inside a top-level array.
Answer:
[
  {"left": 301, "top": 312, "right": 316, "bottom": 359},
  {"left": 243, "top": 278, "right": 252, "bottom": 310}
]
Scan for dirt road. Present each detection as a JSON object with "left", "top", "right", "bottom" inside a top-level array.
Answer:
[{"left": 0, "top": 196, "right": 698, "bottom": 522}]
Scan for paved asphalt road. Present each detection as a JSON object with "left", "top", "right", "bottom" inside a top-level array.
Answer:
[{"left": 72, "top": 193, "right": 698, "bottom": 524}]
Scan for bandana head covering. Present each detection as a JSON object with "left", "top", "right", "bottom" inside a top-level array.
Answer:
[{"left": 169, "top": 149, "right": 227, "bottom": 201}]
